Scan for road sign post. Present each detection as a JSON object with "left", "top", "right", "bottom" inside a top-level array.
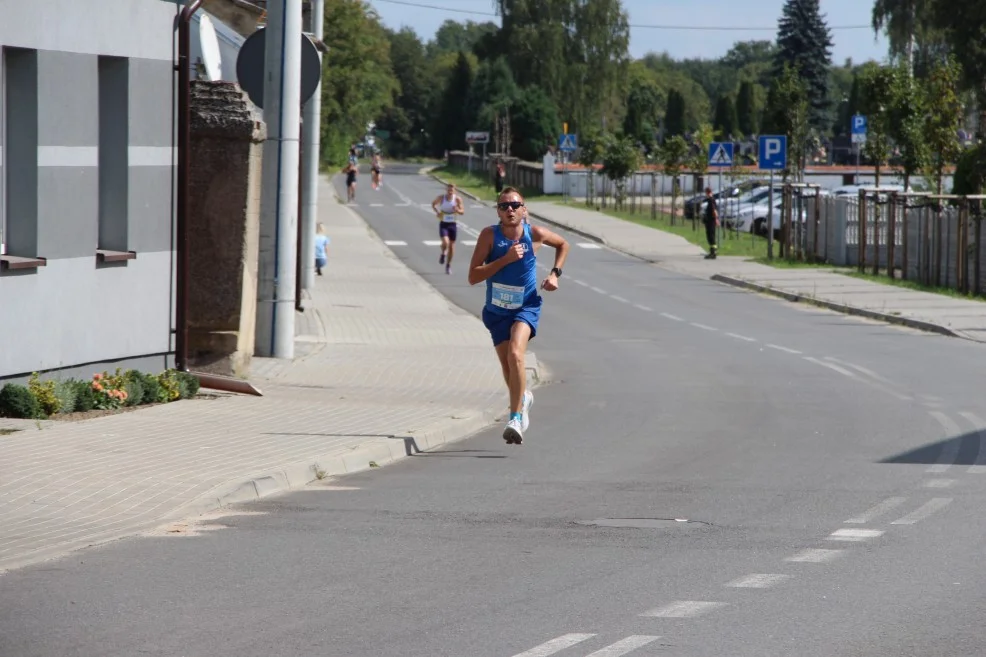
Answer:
[
  {"left": 851, "top": 114, "right": 867, "bottom": 183},
  {"left": 708, "top": 142, "right": 734, "bottom": 242},
  {"left": 559, "top": 133, "right": 578, "bottom": 202},
  {"left": 758, "top": 135, "right": 788, "bottom": 260}
]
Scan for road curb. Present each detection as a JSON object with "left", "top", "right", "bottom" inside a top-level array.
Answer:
[
  {"left": 710, "top": 273, "right": 962, "bottom": 339},
  {"left": 180, "top": 358, "right": 543, "bottom": 516}
]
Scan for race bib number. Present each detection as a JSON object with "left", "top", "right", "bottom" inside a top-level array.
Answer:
[{"left": 491, "top": 282, "right": 525, "bottom": 310}]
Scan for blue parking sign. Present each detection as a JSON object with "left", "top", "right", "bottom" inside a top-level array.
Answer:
[{"left": 757, "top": 135, "right": 787, "bottom": 170}]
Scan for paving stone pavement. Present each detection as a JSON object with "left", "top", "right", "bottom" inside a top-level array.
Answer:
[{"left": 0, "top": 178, "right": 519, "bottom": 574}]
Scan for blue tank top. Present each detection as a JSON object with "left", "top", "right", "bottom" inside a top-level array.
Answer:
[{"left": 484, "top": 223, "right": 541, "bottom": 315}]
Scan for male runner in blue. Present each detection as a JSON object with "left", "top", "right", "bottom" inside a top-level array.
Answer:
[{"left": 467, "top": 187, "right": 569, "bottom": 445}]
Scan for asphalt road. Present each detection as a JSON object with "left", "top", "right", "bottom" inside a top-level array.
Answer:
[{"left": 4, "top": 163, "right": 986, "bottom": 657}]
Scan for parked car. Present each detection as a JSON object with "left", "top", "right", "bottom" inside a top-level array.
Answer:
[
  {"left": 730, "top": 196, "right": 808, "bottom": 238},
  {"left": 683, "top": 178, "right": 769, "bottom": 219}
]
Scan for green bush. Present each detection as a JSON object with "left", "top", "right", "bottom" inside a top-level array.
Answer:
[
  {"left": 0, "top": 383, "right": 43, "bottom": 419},
  {"left": 28, "top": 373, "right": 61, "bottom": 417},
  {"left": 122, "top": 370, "right": 145, "bottom": 408},
  {"left": 53, "top": 379, "right": 79, "bottom": 414},
  {"left": 139, "top": 372, "right": 162, "bottom": 405},
  {"left": 176, "top": 371, "right": 200, "bottom": 399},
  {"left": 72, "top": 380, "right": 97, "bottom": 412}
]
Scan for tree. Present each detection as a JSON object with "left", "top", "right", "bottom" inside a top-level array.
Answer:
[
  {"left": 623, "top": 69, "right": 665, "bottom": 154},
  {"left": 931, "top": 0, "right": 986, "bottom": 138},
  {"left": 510, "top": 86, "right": 562, "bottom": 161},
  {"left": 736, "top": 81, "right": 758, "bottom": 136},
  {"left": 659, "top": 135, "right": 690, "bottom": 225},
  {"left": 687, "top": 123, "right": 715, "bottom": 229},
  {"left": 577, "top": 129, "right": 609, "bottom": 207},
  {"left": 600, "top": 135, "right": 642, "bottom": 210},
  {"left": 319, "top": 0, "right": 398, "bottom": 164},
  {"left": 774, "top": 0, "right": 834, "bottom": 131},
  {"left": 664, "top": 89, "right": 686, "bottom": 138},
  {"left": 761, "top": 64, "right": 810, "bottom": 181},
  {"left": 376, "top": 27, "right": 433, "bottom": 157},
  {"left": 858, "top": 65, "right": 896, "bottom": 187},
  {"left": 432, "top": 51, "right": 475, "bottom": 155},
  {"left": 712, "top": 94, "right": 739, "bottom": 140},
  {"left": 428, "top": 19, "right": 499, "bottom": 57},
  {"left": 888, "top": 63, "right": 928, "bottom": 192},
  {"left": 466, "top": 57, "right": 519, "bottom": 132},
  {"left": 871, "top": 0, "right": 938, "bottom": 76},
  {"left": 922, "top": 55, "right": 964, "bottom": 195},
  {"left": 493, "top": 0, "right": 631, "bottom": 131}
]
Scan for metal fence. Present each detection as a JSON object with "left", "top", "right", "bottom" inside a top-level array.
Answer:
[{"left": 802, "top": 190, "right": 986, "bottom": 295}]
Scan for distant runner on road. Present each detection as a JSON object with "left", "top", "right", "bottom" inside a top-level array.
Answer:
[
  {"left": 431, "top": 183, "right": 465, "bottom": 275},
  {"left": 467, "top": 186, "right": 570, "bottom": 445}
]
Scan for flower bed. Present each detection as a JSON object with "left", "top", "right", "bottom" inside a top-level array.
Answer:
[{"left": 0, "top": 369, "right": 201, "bottom": 420}]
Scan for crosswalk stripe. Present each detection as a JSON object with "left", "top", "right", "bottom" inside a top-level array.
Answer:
[
  {"left": 640, "top": 600, "right": 726, "bottom": 618},
  {"left": 584, "top": 635, "right": 661, "bottom": 656},
  {"left": 725, "top": 573, "right": 790, "bottom": 589},
  {"left": 383, "top": 240, "right": 407, "bottom": 246},
  {"left": 827, "top": 528, "right": 884, "bottom": 541},
  {"left": 510, "top": 633, "right": 596, "bottom": 657}
]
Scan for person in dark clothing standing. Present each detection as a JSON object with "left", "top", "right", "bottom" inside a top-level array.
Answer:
[
  {"left": 702, "top": 186, "right": 719, "bottom": 259},
  {"left": 494, "top": 161, "right": 506, "bottom": 194}
]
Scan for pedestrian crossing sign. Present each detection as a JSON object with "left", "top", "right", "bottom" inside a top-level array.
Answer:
[
  {"left": 708, "top": 142, "right": 733, "bottom": 167},
  {"left": 558, "top": 133, "right": 578, "bottom": 152}
]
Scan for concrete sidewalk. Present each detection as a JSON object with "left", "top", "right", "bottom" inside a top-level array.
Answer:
[
  {"left": 0, "top": 177, "right": 534, "bottom": 573},
  {"left": 515, "top": 198, "right": 986, "bottom": 343}
]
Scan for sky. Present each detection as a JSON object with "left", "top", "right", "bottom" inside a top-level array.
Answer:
[{"left": 366, "top": 0, "right": 891, "bottom": 65}]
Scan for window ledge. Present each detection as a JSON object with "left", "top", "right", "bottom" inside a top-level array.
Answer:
[
  {"left": 0, "top": 255, "right": 47, "bottom": 271},
  {"left": 96, "top": 249, "right": 137, "bottom": 263}
]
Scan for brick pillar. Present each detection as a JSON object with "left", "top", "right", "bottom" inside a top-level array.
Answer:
[{"left": 187, "top": 81, "right": 266, "bottom": 377}]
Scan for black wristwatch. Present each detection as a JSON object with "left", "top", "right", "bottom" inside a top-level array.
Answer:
[{"left": 550, "top": 267, "right": 563, "bottom": 278}]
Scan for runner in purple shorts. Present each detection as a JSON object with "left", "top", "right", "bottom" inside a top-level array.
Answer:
[
  {"left": 431, "top": 183, "right": 465, "bottom": 275},
  {"left": 467, "top": 186, "right": 570, "bottom": 445}
]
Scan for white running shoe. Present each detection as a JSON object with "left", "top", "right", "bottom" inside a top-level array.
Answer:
[
  {"left": 503, "top": 417, "right": 524, "bottom": 445},
  {"left": 521, "top": 390, "right": 534, "bottom": 432}
]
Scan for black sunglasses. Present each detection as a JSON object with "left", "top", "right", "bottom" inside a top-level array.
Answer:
[{"left": 497, "top": 201, "right": 524, "bottom": 211}]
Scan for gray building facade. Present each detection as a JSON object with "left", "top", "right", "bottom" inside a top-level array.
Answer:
[{"left": 0, "top": 0, "right": 183, "bottom": 381}]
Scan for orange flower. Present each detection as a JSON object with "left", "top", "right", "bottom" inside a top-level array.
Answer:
[
  {"left": 93, "top": 373, "right": 103, "bottom": 381},
  {"left": 93, "top": 383, "right": 103, "bottom": 392}
]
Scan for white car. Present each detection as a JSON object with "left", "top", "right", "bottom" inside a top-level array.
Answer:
[
  {"left": 720, "top": 185, "right": 785, "bottom": 220},
  {"left": 730, "top": 197, "right": 807, "bottom": 237}
]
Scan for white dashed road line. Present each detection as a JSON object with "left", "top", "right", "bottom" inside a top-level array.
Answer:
[
  {"left": 827, "top": 528, "right": 884, "bottom": 542},
  {"left": 661, "top": 312, "right": 684, "bottom": 321},
  {"left": 726, "top": 332, "right": 756, "bottom": 342},
  {"left": 573, "top": 279, "right": 589, "bottom": 287},
  {"left": 633, "top": 304, "right": 653, "bottom": 312},
  {"left": 767, "top": 343, "right": 801, "bottom": 354},
  {"left": 890, "top": 498, "right": 952, "bottom": 525},
  {"left": 590, "top": 286, "right": 607, "bottom": 295},
  {"left": 785, "top": 548, "right": 844, "bottom": 563},
  {"left": 640, "top": 601, "right": 726, "bottom": 618},
  {"left": 725, "top": 573, "right": 790, "bottom": 589},
  {"left": 423, "top": 240, "right": 442, "bottom": 246},
  {"left": 690, "top": 322, "right": 717, "bottom": 331},
  {"left": 924, "top": 479, "right": 956, "bottom": 488},
  {"left": 610, "top": 295, "right": 630, "bottom": 304},
  {"left": 584, "top": 636, "right": 661, "bottom": 657},
  {"left": 845, "top": 497, "right": 907, "bottom": 524},
  {"left": 383, "top": 240, "right": 407, "bottom": 246},
  {"left": 510, "top": 633, "right": 596, "bottom": 657},
  {"left": 959, "top": 411, "right": 986, "bottom": 473},
  {"left": 577, "top": 242, "right": 603, "bottom": 249}
]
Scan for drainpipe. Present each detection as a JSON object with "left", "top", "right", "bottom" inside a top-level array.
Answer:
[{"left": 176, "top": 0, "right": 262, "bottom": 396}]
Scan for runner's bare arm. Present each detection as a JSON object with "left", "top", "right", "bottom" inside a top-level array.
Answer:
[
  {"left": 468, "top": 227, "right": 519, "bottom": 285},
  {"left": 532, "top": 225, "right": 569, "bottom": 291},
  {"left": 456, "top": 197, "right": 465, "bottom": 214}
]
